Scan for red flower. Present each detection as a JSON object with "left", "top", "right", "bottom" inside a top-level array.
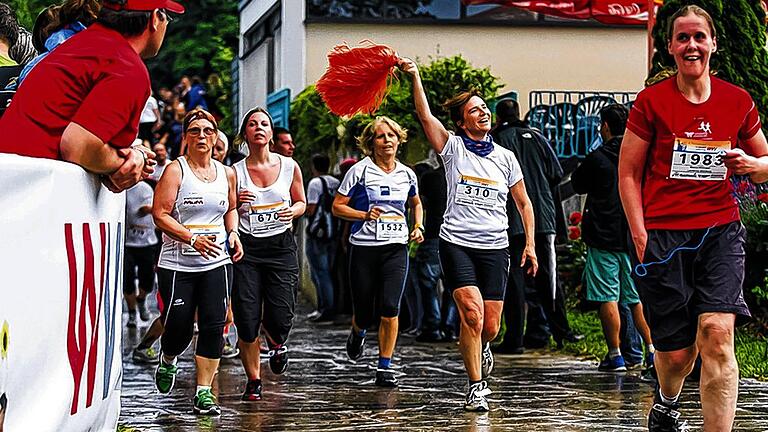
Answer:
[
  {"left": 568, "top": 211, "right": 582, "bottom": 226},
  {"left": 568, "top": 226, "right": 581, "bottom": 240},
  {"left": 758, "top": 193, "right": 768, "bottom": 203},
  {"left": 736, "top": 180, "right": 750, "bottom": 196}
]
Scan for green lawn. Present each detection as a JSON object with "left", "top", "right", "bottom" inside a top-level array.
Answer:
[{"left": 560, "top": 310, "right": 768, "bottom": 380}]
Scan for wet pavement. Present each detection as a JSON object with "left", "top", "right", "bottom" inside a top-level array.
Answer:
[{"left": 119, "top": 305, "right": 768, "bottom": 431}]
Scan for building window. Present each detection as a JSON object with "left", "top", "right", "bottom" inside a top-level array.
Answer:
[{"left": 243, "top": 3, "right": 281, "bottom": 58}]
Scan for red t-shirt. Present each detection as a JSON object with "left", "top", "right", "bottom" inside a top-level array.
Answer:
[
  {"left": 0, "top": 23, "right": 150, "bottom": 159},
  {"left": 626, "top": 76, "right": 761, "bottom": 230}
]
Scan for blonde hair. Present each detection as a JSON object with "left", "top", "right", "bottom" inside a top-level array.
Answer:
[
  {"left": 667, "top": 5, "right": 716, "bottom": 40},
  {"left": 356, "top": 116, "right": 407, "bottom": 159}
]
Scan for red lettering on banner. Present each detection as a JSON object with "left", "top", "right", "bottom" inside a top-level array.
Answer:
[{"left": 65, "top": 223, "right": 106, "bottom": 415}]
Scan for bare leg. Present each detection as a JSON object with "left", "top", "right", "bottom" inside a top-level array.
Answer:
[
  {"left": 598, "top": 302, "right": 621, "bottom": 349},
  {"left": 481, "top": 301, "right": 503, "bottom": 344},
  {"left": 378, "top": 316, "right": 399, "bottom": 359},
  {"left": 697, "top": 312, "right": 738, "bottom": 431},
  {"left": 239, "top": 337, "right": 262, "bottom": 380},
  {"left": 655, "top": 346, "right": 697, "bottom": 400},
  {"left": 195, "top": 355, "right": 220, "bottom": 386},
  {"left": 453, "top": 286, "right": 485, "bottom": 382},
  {"left": 630, "top": 302, "right": 654, "bottom": 347}
]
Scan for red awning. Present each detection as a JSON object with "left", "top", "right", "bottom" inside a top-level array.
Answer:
[{"left": 463, "top": 0, "right": 650, "bottom": 25}]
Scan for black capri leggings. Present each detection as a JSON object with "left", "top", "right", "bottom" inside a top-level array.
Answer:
[
  {"left": 123, "top": 245, "right": 156, "bottom": 294},
  {"left": 233, "top": 230, "right": 298, "bottom": 345},
  {"left": 349, "top": 243, "right": 408, "bottom": 329},
  {"left": 158, "top": 264, "right": 232, "bottom": 359}
]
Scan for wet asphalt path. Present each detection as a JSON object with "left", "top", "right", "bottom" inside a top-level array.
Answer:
[{"left": 119, "top": 307, "right": 768, "bottom": 431}]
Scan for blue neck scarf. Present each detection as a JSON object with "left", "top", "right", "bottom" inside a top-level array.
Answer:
[{"left": 459, "top": 132, "right": 495, "bottom": 157}]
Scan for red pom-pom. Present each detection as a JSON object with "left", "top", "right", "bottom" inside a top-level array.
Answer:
[{"left": 315, "top": 41, "right": 399, "bottom": 117}]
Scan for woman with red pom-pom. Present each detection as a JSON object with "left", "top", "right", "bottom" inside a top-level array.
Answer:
[{"left": 398, "top": 57, "right": 537, "bottom": 412}]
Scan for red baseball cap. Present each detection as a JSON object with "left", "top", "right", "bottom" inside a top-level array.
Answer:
[{"left": 102, "top": 0, "right": 185, "bottom": 14}]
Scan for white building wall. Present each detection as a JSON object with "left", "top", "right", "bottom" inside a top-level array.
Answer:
[{"left": 238, "top": 0, "right": 306, "bottom": 118}]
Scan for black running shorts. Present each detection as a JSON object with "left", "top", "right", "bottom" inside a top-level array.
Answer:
[
  {"left": 629, "top": 221, "right": 750, "bottom": 352},
  {"left": 438, "top": 238, "right": 510, "bottom": 301}
]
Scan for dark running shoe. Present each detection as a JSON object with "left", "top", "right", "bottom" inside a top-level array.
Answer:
[
  {"left": 241, "top": 379, "right": 262, "bottom": 401},
  {"left": 374, "top": 368, "right": 398, "bottom": 387},
  {"left": 648, "top": 390, "right": 688, "bottom": 431},
  {"left": 193, "top": 388, "right": 221, "bottom": 416},
  {"left": 268, "top": 345, "right": 289, "bottom": 375},
  {"left": 346, "top": 329, "right": 365, "bottom": 361},
  {"left": 598, "top": 354, "right": 627, "bottom": 372}
]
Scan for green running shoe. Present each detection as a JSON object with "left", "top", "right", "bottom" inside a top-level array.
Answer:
[
  {"left": 193, "top": 388, "right": 221, "bottom": 416},
  {"left": 154, "top": 359, "right": 178, "bottom": 394}
]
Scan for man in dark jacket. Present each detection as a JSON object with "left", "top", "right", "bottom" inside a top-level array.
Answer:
[
  {"left": 492, "top": 99, "right": 580, "bottom": 353},
  {"left": 571, "top": 104, "right": 655, "bottom": 371}
]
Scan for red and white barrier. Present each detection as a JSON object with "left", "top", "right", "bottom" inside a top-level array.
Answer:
[{"left": 0, "top": 154, "right": 124, "bottom": 431}]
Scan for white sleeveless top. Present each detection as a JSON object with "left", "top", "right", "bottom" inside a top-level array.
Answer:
[
  {"left": 234, "top": 154, "right": 295, "bottom": 238},
  {"left": 157, "top": 157, "right": 232, "bottom": 272},
  {"left": 439, "top": 134, "right": 524, "bottom": 249}
]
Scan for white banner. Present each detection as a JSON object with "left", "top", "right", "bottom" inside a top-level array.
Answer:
[{"left": 0, "top": 154, "right": 124, "bottom": 432}]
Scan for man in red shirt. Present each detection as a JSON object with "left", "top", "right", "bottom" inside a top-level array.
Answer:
[
  {"left": 619, "top": 6, "right": 768, "bottom": 432},
  {"left": 0, "top": 0, "right": 185, "bottom": 192}
]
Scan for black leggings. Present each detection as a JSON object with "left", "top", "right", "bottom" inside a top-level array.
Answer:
[
  {"left": 349, "top": 244, "right": 408, "bottom": 329},
  {"left": 233, "top": 230, "right": 298, "bottom": 345},
  {"left": 158, "top": 265, "right": 232, "bottom": 359}
]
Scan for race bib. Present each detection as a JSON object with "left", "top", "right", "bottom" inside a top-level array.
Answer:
[
  {"left": 670, "top": 138, "right": 729, "bottom": 181},
  {"left": 182, "top": 224, "right": 224, "bottom": 256},
  {"left": 376, "top": 214, "right": 408, "bottom": 241},
  {"left": 249, "top": 201, "right": 288, "bottom": 235},
  {"left": 455, "top": 175, "right": 499, "bottom": 209}
]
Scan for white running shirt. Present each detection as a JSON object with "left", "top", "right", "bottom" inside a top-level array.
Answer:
[
  {"left": 234, "top": 154, "right": 295, "bottom": 238},
  {"left": 337, "top": 157, "right": 418, "bottom": 246},
  {"left": 157, "top": 157, "right": 232, "bottom": 272},
  {"left": 125, "top": 181, "right": 158, "bottom": 247},
  {"left": 439, "top": 134, "right": 524, "bottom": 249}
]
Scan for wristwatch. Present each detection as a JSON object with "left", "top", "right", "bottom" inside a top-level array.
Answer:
[
  {"left": 190, "top": 234, "right": 199, "bottom": 246},
  {"left": 414, "top": 224, "right": 425, "bottom": 233}
]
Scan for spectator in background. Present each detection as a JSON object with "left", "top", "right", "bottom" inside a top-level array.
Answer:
[
  {"left": 9, "top": 28, "right": 36, "bottom": 66},
  {"left": 271, "top": 127, "right": 295, "bottom": 157},
  {"left": 491, "top": 98, "right": 580, "bottom": 353},
  {"left": 11, "top": 0, "right": 100, "bottom": 89},
  {"left": 414, "top": 156, "right": 457, "bottom": 342},
  {"left": 213, "top": 130, "right": 245, "bottom": 166},
  {"left": 305, "top": 153, "right": 340, "bottom": 322},
  {"left": 139, "top": 92, "right": 161, "bottom": 146},
  {"left": 0, "top": 2, "right": 18, "bottom": 66},
  {"left": 0, "top": 0, "right": 183, "bottom": 192},
  {"left": 149, "top": 141, "right": 168, "bottom": 183},
  {"left": 159, "top": 103, "right": 185, "bottom": 159},
  {"left": 180, "top": 75, "right": 208, "bottom": 111},
  {"left": 333, "top": 157, "right": 359, "bottom": 316},
  {"left": 572, "top": 104, "right": 656, "bottom": 373}
]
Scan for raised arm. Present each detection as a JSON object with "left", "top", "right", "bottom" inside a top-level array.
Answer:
[
  {"left": 618, "top": 129, "right": 651, "bottom": 262},
  {"left": 397, "top": 57, "right": 449, "bottom": 153}
]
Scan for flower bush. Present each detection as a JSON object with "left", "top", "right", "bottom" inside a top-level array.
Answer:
[{"left": 733, "top": 176, "right": 768, "bottom": 333}]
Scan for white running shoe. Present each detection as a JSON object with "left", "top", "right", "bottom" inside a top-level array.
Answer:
[
  {"left": 464, "top": 380, "right": 492, "bottom": 412},
  {"left": 481, "top": 342, "right": 494, "bottom": 378}
]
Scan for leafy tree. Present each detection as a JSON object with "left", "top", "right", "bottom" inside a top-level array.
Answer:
[
  {"left": 6, "top": 0, "right": 52, "bottom": 30},
  {"left": 290, "top": 54, "right": 503, "bottom": 171},
  {"left": 649, "top": 0, "right": 768, "bottom": 124}
]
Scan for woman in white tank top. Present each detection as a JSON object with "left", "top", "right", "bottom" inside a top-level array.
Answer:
[
  {"left": 399, "top": 57, "right": 538, "bottom": 412},
  {"left": 231, "top": 107, "right": 306, "bottom": 402},
  {"left": 152, "top": 109, "right": 243, "bottom": 416}
]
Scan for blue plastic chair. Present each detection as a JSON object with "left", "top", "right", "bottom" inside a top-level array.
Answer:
[{"left": 575, "top": 95, "right": 616, "bottom": 157}]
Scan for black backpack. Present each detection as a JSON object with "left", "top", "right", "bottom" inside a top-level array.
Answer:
[{"left": 306, "top": 176, "right": 338, "bottom": 241}]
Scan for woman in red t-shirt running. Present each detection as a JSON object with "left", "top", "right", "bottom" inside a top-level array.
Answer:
[{"left": 619, "top": 5, "right": 768, "bottom": 431}]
